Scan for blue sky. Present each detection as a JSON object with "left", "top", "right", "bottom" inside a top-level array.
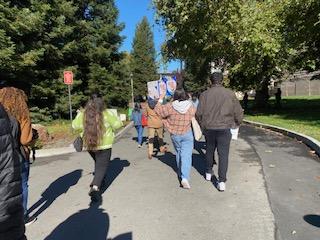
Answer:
[{"left": 115, "top": 0, "right": 180, "bottom": 72}]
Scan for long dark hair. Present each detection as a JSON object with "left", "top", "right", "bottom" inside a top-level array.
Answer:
[
  {"left": 173, "top": 88, "right": 189, "bottom": 101},
  {"left": 83, "top": 94, "right": 105, "bottom": 150},
  {"left": 133, "top": 103, "right": 141, "bottom": 112}
]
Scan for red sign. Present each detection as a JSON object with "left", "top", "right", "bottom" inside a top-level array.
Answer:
[{"left": 64, "top": 71, "right": 73, "bottom": 85}]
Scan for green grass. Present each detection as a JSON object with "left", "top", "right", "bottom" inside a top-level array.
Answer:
[
  {"left": 44, "top": 120, "right": 74, "bottom": 135},
  {"left": 244, "top": 96, "right": 320, "bottom": 141}
]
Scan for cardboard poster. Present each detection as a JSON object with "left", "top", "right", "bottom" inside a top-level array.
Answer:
[
  {"left": 147, "top": 75, "right": 177, "bottom": 100},
  {"left": 147, "top": 80, "right": 160, "bottom": 99}
]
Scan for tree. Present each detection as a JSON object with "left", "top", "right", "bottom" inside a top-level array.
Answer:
[
  {"left": 131, "top": 16, "right": 158, "bottom": 97},
  {"left": 154, "top": 0, "right": 288, "bottom": 107},
  {"left": 281, "top": 0, "right": 320, "bottom": 72},
  {"left": 0, "top": 0, "right": 130, "bottom": 120}
]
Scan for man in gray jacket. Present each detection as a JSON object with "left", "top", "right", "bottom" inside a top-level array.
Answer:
[{"left": 196, "top": 72, "right": 243, "bottom": 191}]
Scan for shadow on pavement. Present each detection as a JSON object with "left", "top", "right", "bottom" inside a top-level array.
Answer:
[
  {"left": 240, "top": 125, "right": 316, "bottom": 158},
  {"left": 304, "top": 214, "right": 320, "bottom": 228},
  {"left": 44, "top": 203, "right": 132, "bottom": 240},
  {"left": 131, "top": 136, "right": 148, "bottom": 145},
  {"left": 28, "top": 169, "right": 82, "bottom": 219},
  {"left": 101, "top": 158, "right": 130, "bottom": 194},
  {"left": 192, "top": 140, "right": 206, "bottom": 177},
  {"left": 155, "top": 141, "right": 207, "bottom": 180},
  {"left": 155, "top": 151, "right": 177, "bottom": 173}
]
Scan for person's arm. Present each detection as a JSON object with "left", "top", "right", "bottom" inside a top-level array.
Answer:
[
  {"left": 20, "top": 117, "right": 33, "bottom": 146},
  {"left": 154, "top": 101, "right": 171, "bottom": 119},
  {"left": 106, "top": 110, "right": 123, "bottom": 131},
  {"left": 195, "top": 93, "right": 204, "bottom": 124},
  {"left": 233, "top": 94, "right": 244, "bottom": 126},
  {"left": 72, "top": 111, "right": 84, "bottom": 131}
]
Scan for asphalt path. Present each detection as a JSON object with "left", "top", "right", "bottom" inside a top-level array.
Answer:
[
  {"left": 241, "top": 125, "right": 320, "bottom": 240},
  {"left": 26, "top": 126, "right": 275, "bottom": 240}
]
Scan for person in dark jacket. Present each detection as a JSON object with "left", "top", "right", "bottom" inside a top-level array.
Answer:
[
  {"left": 130, "top": 103, "right": 144, "bottom": 147},
  {"left": 0, "top": 87, "right": 34, "bottom": 224},
  {"left": 196, "top": 72, "right": 243, "bottom": 191},
  {"left": 0, "top": 103, "right": 27, "bottom": 240}
]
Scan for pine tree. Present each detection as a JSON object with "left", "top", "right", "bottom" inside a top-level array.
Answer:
[
  {"left": 0, "top": 0, "right": 130, "bottom": 120},
  {"left": 131, "top": 16, "right": 158, "bottom": 97}
]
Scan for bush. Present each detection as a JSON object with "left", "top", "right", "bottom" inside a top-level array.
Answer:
[{"left": 30, "top": 107, "right": 53, "bottom": 124}]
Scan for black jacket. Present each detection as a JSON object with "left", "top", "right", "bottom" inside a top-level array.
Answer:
[
  {"left": 196, "top": 85, "right": 243, "bottom": 130},
  {"left": 0, "top": 104, "right": 26, "bottom": 240}
]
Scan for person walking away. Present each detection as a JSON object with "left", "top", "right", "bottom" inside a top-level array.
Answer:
[
  {"left": 131, "top": 103, "right": 144, "bottom": 147},
  {"left": 191, "top": 92, "right": 199, "bottom": 108},
  {"left": 242, "top": 92, "right": 249, "bottom": 111},
  {"left": 72, "top": 94, "right": 123, "bottom": 202},
  {"left": 146, "top": 98, "right": 166, "bottom": 159},
  {"left": 196, "top": 72, "right": 243, "bottom": 191},
  {"left": 0, "top": 87, "right": 35, "bottom": 225},
  {"left": 275, "top": 88, "right": 282, "bottom": 108},
  {"left": 155, "top": 89, "right": 196, "bottom": 189},
  {"left": 0, "top": 104, "right": 27, "bottom": 240}
]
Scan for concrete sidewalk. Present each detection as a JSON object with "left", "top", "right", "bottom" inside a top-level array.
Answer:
[{"left": 26, "top": 128, "right": 275, "bottom": 240}]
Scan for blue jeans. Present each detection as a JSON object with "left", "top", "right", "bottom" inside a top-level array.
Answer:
[
  {"left": 171, "top": 130, "right": 194, "bottom": 180},
  {"left": 135, "top": 125, "right": 144, "bottom": 145},
  {"left": 21, "top": 160, "right": 30, "bottom": 218}
]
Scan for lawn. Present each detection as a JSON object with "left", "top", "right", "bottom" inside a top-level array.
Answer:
[
  {"left": 42, "top": 120, "right": 77, "bottom": 149},
  {"left": 40, "top": 117, "right": 130, "bottom": 149},
  {"left": 244, "top": 96, "right": 320, "bottom": 141}
]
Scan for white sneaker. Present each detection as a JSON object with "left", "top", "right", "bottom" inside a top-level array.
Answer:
[
  {"left": 217, "top": 182, "right": 226, "bottom": 191},
  {"left": 205, "top": 173, "right": 212, "bottom": 181},
  {"left": 25, "top": 216, "right": 37, "bottom": 226},
  {"left": 181, "top": 178, "right": 191, "bottom": 189},
  {"left": 138, "top": 144, "right": 142, "bottom": 148}
]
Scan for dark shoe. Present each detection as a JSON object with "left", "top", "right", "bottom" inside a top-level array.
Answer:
[{"left": 89, "top": 186, "right": 101, "bottom": 202}]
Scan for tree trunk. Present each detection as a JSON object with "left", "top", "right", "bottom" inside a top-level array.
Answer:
[{"left": 254, "top": 80, "right": 270, "bottom": 108}]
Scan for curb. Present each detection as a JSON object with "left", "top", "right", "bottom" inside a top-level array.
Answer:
[
  {"left": 34, "top": 122, "right": 134, "bottom": 158},
  {"left": 244, "top": 119, "right": 320, "bottom": 156}
]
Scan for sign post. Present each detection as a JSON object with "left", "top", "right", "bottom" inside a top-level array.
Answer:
[{"left": 63, "top": 71, "right": 73, "bottom": 124}]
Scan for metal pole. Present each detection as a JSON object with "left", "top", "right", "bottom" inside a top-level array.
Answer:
[
  {"left": 130, "top": 73, "right": 134, "bottom": 106},
  {"left": 68, "top": 84, "right": 73, "bottom": 123}
]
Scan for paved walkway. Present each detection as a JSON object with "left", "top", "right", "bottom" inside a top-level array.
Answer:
[
  {"left": 26, "top": 127, "right": 275, "bottom": 240},
  {"left": 241, "top": 125, "right": 320, "bottom": 240}
]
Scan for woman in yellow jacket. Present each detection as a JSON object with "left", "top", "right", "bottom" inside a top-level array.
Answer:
[{"left": 72, "top": 94, "right": 122, "bottom": 202}]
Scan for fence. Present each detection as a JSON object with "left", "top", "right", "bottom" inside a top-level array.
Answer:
[{"left": 278, "top": 71, "right": 320, "bottom": 96}]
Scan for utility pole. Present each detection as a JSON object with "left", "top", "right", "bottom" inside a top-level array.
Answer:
[{"left": 130, "top": 73, "right": 134, "bottom": 107}]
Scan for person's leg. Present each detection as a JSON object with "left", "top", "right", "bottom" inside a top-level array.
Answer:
[
  {"left": 21, "top": 159, "right": 30, "bottom": 219},
  {"left": 180, "top": 131, "right": 194, "bottom": 181},
  {"left": 135, "top": 126, "right": 139, "bottom": 143},
  {"left": 88, "top": 151, "right": 96, "bottom": 186},
  {"left": 91, "top": 149, "right": 112, "bottom": 189},
  {"left": 171, "top": 134, "right": 182, "bottom": 178},
  {"left": 148, "top": 127, "right": 156, "bottom": 158},
  {"left": 205, "top": 130, "right": 217, "bottom": 175},
  {"left": 157, "top": 127, "right": 165, "bottom": 152},
  {"left": 138, "top": 125, "right": 143, "bottom": 145},
  {"left": 216, "top": 130, "right": 232, "bottom": 183}
]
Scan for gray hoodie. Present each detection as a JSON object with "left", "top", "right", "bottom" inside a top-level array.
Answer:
[{"left": 172, "top": 100, "right": 192, "bottom": 114}]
